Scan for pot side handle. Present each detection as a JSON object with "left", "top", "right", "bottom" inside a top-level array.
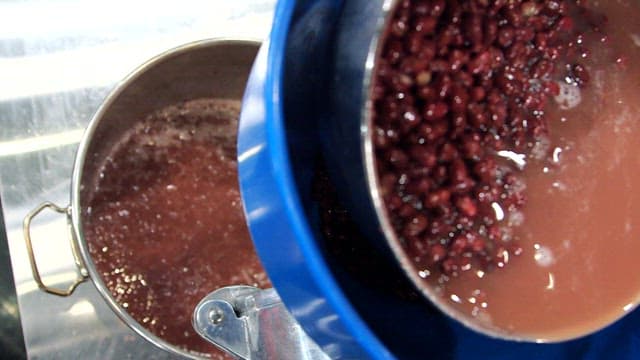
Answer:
[{"left": 23, "top": 202, "right": 88, "bottom": 297}]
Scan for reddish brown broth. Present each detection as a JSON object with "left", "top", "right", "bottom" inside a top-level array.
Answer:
[{"left": 84, "top": 98, "right": 270, "bottom": 357}]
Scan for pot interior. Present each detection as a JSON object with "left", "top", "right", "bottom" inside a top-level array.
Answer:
[{"left": 72, "top": 39, "right": 260, "bottom": 358}]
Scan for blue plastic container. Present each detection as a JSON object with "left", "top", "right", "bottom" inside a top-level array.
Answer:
[{"left": 237, "top": 0, "right": 640, "bottom": 358}]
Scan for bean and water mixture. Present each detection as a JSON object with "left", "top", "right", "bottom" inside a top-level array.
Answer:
[
  {"left": 373, "top": 0, "right": 640, "bottom": 338},
  {"left": 84, "top": 99, "right": 269, "bottom": 358}
]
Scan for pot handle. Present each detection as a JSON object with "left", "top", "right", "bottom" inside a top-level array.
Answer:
[
  {"left": 23, "top": 202, "right": 88, "bottom": 297},
  {"left": 193, "top": 286, "right": 330, "bottom": 360}
]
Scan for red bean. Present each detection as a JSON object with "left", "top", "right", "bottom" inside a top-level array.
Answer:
[
  {"left": 449, "top": 49, "right": 469, "bottom": 72},
  {"left": 441, "top": 257, "right": 458, "bottom": 276},
  {"left": 464, "top": 13, "right": 484, "bottom": 45},
  {"left": 423, "top": 102, "right": 449, "bottom": 121},
  {"left": 414, "top": 16, "right": 438, "bottom": 36},
  {"left": 385, "top": 39, "right": 405, "bottom": 64},
  {"left": 387, "top": 148, "right": 409, "bottom": 169},
  {"left": 440, "top": 142, "right": 460, "bottom": 162},
  {"left": 484, "top": 19, "right": 499, "bottom": 45},
  {"left": 384, "top": 194, "right": 404, "bottom": 214},
  {"left": 456, "top": 196, "right": 479, "bottom": 217},
  {"left": 435, "top": 74, "right": 453, "bottom": 98},
  {"left": 418, "top": 121, "right": 448, "bottom": 142},
  {"left": 532, "top": 59, "right": 554, "bottom": 79},
  {"left": 468, "top": 103, "right": 489, "bottom": 127},
  {"left": 410, "top": 145, "right": 438, "bottom": 168},
  {"left": 404, "top": 214, "right": 430, "bottom": 237},
  {"left": 461, "top": 133, "right": 484, "bottom": 160},
  {"left": 398, "top": 203, "right": 417, "bottom": 218},
  {"left": 407, "top": 177, "right": 432, "bottom": 195},
  {"left": 474, "top": 157, "right": 497, "bottom": 183},
  {"left": 468, "top": 50, "right": 492, "bottom": 74},
  {"left": 390, "top": 18, "right": 409, "bottom": 37},
  {"left": 400, "top": 56, "right": 429, "bottom": 74},
  {"left": 373, "top": 126, "right": 390, "bottom": 149},
  {"left": 450, "top": 112, "right": 467, "bottom": 139},
  {"left": 450, "top": 159, "right": 469, "bottom": 183},
  {"left": 451, "top": 235, "right": 468, "bottom": 254},
  {"left": 498, "top": 26, "right": 515, "bottom": 48},
  {"left": 470, "top": 236, "right": 486, "bottom": 253},
  {"left": 430, "top": 0, "right": 446, "bottom": 18},
  {"left": 417, "top": 40, "right": 437, "bottom": 60},
  {"left": 471, "top": 86, "right": 486, "bottom": 102},
  {"left": 425, "top": 188, "right": 451, "bottom": 208},
  {"left": 407, "top": 236, "right": 429, "bottom": 257},
  {"left": 432, "top": 165, "right": 449, "bottom": 185},
  {"left": 451, "top": 87, "right": 470, "bottom": 113},
  {"left": 452, "top": 176, "right": 476, "bottom": 193},
  {"left": 429, "top": 244, "right": 447, "bottom": 263},
  {"left": 417, "top": 85, "right": 437, "bottom": 101},
  {"left": 454, "top": 70, "right": 474, "bottom": 88}
]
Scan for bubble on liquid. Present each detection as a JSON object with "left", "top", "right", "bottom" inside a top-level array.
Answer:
[
  {"left": 554, "top": 82, "right": 582, "bottom": 110},
  {"left": 178, "top": 131, "right": 191, "bottom": 141},
  {"left": 508, "top": 210, "right": 524, "bottom": 227},
  {"left": 530, "top": 135, "right": 551, "bottom": 160},
  {"left": 534, "top": 244, "right": 555, "bottom": 267},
  {"left": 552, "top": 181, "right": 567, "bottom": 191},
  {"left": 508, "top": 176, "right": 527, "bottom": 194},
  {"left": 472, "top": 308, "right": 493, "bottom": 326}
]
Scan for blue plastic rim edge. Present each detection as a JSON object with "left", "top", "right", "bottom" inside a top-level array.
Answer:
[{"left": 237, "top": 0, "right": 393, "bottom": 359}]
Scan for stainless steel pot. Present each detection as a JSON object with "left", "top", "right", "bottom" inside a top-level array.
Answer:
[{"left": 23, "top": 38, "right": 260, "bottom": 359}]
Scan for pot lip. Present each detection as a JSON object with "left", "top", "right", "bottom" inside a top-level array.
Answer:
[{"left": 68, "top": 37, "right": 261, "bottom": 359}]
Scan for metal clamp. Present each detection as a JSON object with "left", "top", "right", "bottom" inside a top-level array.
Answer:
[
  {"left": 23, "top": 202, "right": 88, "bottom": 296},
  {"left": 193, "top": 286, "right": 330, "bottom": 360}
]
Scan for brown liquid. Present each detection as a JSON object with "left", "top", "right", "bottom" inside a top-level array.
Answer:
[
  {"left": 83, "top": 99, "right": 270, "bottom": 357},
  {"left": 437, "top": 1, "right": 640, "bottom": 340}
]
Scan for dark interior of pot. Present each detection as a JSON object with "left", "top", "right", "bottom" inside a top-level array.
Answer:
[{"left": 75, "top": 40, "right": 270, "bottom": 359}]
